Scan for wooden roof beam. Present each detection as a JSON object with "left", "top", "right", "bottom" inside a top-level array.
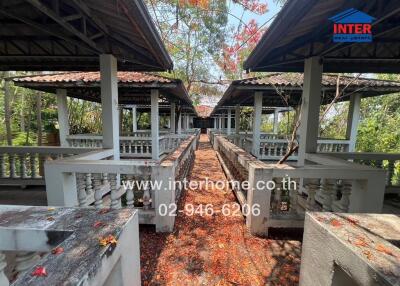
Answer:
[{"left": 27, "top": 0, "right": 103, "bottom": 53}]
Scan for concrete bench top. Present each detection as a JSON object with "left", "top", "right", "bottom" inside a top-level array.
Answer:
[
  {"left": 306, "top": 212, "right": 400, "bottom": 285},
  {"left": 0, "top": 205, "right": 138, "bottom": 285}
]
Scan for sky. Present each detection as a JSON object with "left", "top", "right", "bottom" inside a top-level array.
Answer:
[{"left": 228, "top": 0, "right": 283, "bottom": 29}]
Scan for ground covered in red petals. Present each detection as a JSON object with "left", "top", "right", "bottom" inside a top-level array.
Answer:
[{"left": 140, "top": 134, "right": 301, "bottom": 285}]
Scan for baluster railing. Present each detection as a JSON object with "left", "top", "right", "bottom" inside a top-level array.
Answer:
[
  {"left": 0, "top": 252, "right": 8, "bottom": 286},
  {"left": 0, "top": 154, "right": 5, "bottom": 178},
  {"left": 77, "top": 173, "right": 88, "bottom": 207},
  {"left": 126, "top": 175, "right": 134, "bottom": 207},
  {"left": 110, "top": 173, "right": 120, "bottom": 210},
  {"left": 93, "top": 173, "right": 103, "bottom": 209},
  {"left": 15, "top": 252, "right": 40, "bottom": 278},
  {"left": 9, "top": 154, "right": 16, "bottom": 178}
]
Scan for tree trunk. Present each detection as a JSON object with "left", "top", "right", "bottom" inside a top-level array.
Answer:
[
  {"left": 3, "top": 72, "right": 13, "bottom": 145},
  {"left": 20, "top": 92, "right": 25, "bottom": 132},
  {"left": 36, "top": 92, "right": 42, "bottom": 146}
]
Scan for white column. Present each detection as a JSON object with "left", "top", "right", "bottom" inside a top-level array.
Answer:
[
  {"left": 151, "top": 89, "right": 160, "bottom": 160},
  {"left": 346, "top": 93, "right": 361, "bottom": 152},
  {"left": 252, "top": 92, "right": 263, "bottom": 157},
  {"left": 235, "top": 104, "right": 240, "bottom": 134},
  {"left": 170, "top": 102, "right": 176, "bottom": 134},
  {"left": 186, "top": 114, "right": 190, "bottom": 130},
  {"left": 214, "top": 117, "right": 217, "bottom": 129},
  {"left": 132, "top": 105, "right": 137, "bottom": 133},
  {"left": 218, "top": 116, "right": 222, "bottom": 130},
  {"left": 227, "top": 109, "right": 232, "bottom": 135},
  {"left": 273, "top": 108, "right": 279, "bottom": 134},
  {"left": 298, "top": 57, "right": 323, "bottom": 165},
  {"left": 100, "top": 54, "right": 119, "bottom": 160},
  {"left": 56, "top": 89, "right": 69, "bottom": 146},
  {"left": 177, "top": 112, "right": 182, "bottom": 134}
]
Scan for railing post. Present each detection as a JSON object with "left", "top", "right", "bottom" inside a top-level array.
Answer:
[
  {"left": 246, "top": 162, "right": 271, "bottom": 236},
  {"left": 44, "top": 163, "right": 78, "bottom": 206},
  {"left": 252, "top": 91, "right": 262, "bottom": 158},
  {"left": 151, "top": 89, "right": 160, "bottom": 160},
  {"left": 349, "top": 171, "right": 386, "bottom": 213},
  {"left": 152, "top": 163, "right": 175, "bottom": 232}
]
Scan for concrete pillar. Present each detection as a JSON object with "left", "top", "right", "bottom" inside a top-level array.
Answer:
[
  {"left": 298, "top": 57, "right": 323, "bottom": 166},
  {"left": 132, "top": 105, "right": 137, "bottom": 133},
  {"left": 186, "top": 114, "right": 190, "bottom": 130},
  {"left": 346, "top": 93, "right": 361, "bottom": 152},
  {"left": 56, "top": 89, "right": 69, "bottom": 146},
  {"left": 170, "top": 103, "right": 176, "bottom": 134},
  {"left": 100, "top": 54, "right": 119, "bottom": 160},
  {"left": 214, "top": 117, "right": 217, "bottom": 129},
  {"left": 227, "top": 109, "right": 232, "bottom": 135},
  {"left": 177, "top": 112, "right": 182, "bottom": 134},
  {"left": 252, "top": 91, "right": 263, "bottom": 157},
  {"left": 235, "top": 104, "right": 240, "bottom": 134},
  {"left": 151, "top": 89, "right": 160, "bottom": 160},
  {"left": 273, "top": 108, "right": 279, "bottom": 134},
  {"left": 119, "top": 107, "right": 123, "bottom": 134}
]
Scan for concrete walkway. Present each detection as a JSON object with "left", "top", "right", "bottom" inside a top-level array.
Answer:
[{"left": 140, "top": 134, "right": 301, "bottom": 286}]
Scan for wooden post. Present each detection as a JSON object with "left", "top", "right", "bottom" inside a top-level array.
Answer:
[
  {"left": 235, "top": 104, "right": 240, "bottom": 134},
  {"left": 151, "top": 89, "right": 160, "bottom": 160},
  {"left": 132, "top": 105, "right": 137, "bottom": 133},
  {"left": 227, "top": 109, "right": 232, "bottom": 135},
  {"left": 252, "top": 91, "right": 263, "bottom": 157},
  {"left": 56, "top": 89, "right": 70, "bottom": 146},
  {"left": 100, "top": 54, "right": 120, "bottom": 160},
  {"left": 170, "top": 102, "right": 176, "bottom": 134},
  {"left": 298, "top": 57, "right": 323, "bottom": 166},
  {"left": 346, "top": 93, "right": 361, "bottom": 152}
]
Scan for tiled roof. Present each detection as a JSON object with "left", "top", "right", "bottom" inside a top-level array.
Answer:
[
  {"left": 195, "top": 105, "right": 214, "bottom": 118},
  {"left": 14, "top": 72, "right": 175, "bottom": 84},
  {"left": 234, "top": 73, "right": 400, "bottom": 88}
]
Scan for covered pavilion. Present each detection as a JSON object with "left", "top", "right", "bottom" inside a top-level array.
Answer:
[{"left": 13, "top": 71, "right": 197, "bottom": 159}]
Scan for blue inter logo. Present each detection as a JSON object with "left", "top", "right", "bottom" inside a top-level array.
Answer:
[{"left": 329, "top": 8, "right": 375, "bottom": 43}]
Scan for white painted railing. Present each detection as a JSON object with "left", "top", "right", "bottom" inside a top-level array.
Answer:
[
  {"left": 0, "top": 147, "right": 95, "bottom": 186},
  {"left": 214, "top": 135, "right": 386, "bottom": 236},
  {"left": 216, "top": 131, "right": 350, "bottom": 161},
  {"left": 44, "top": 133, "right": 200, "bottom": 232},
  {"left": 67, "top": 133, "right": 193, "bottom": 158},
  {"left": 0, "top": 206, "right": 140, "bottom": 286},
  {"left": 323, "top": 152, "right": 400, "bottom": 193}
]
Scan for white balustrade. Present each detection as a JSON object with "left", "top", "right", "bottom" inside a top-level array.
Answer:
[
  {"left": 44, "top": 132, "right": 200, "bottom": 232},
  {"left": 324, "top": 152, "right": 400, "bottom": 193},
  {"left": 214, "top": 135, "right": 387, "bottom": 236},
  {"left": 0, "top": 147, "right": 94, "bottom": 186},
  {"left": 0, "top": 252, "right": 8, "bottom": 286}
]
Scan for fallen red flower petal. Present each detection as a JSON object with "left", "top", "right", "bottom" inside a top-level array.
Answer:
[
  {"left": 330, "top": 219, "right": 342, "bottom": 227},
  {"left": 93, "top": 221, "right": 105, "bottom": 228},
  {"left": 31, "top": 266, "right": 47, "bottom": 277},
  {"left": 376, "top": 244, "right": 394, "bottom": 256},
  {"left": 98, "top": 209, "right": 110, "bottom": 215},
  {"left": 51, "top": 247, "right": 64, "bottom": 255}
]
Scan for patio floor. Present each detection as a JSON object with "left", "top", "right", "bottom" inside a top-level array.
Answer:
[{"left": 139, "top": 134, "right": 302, "bottom": 286}]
